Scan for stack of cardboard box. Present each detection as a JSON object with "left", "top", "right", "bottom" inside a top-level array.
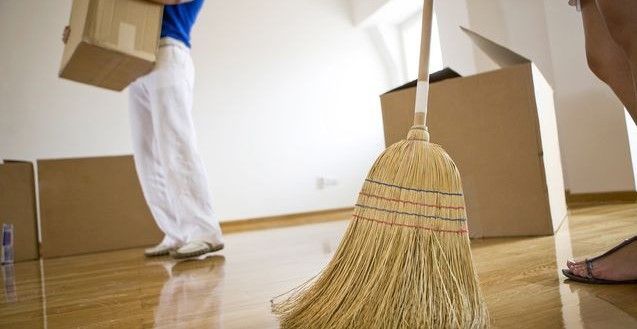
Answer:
[
  {"left": 1, "top": 156, "right": 162, "bottom": 260},
  {"left": 380, "top": 28, "right": 567, "bottom": 238}
]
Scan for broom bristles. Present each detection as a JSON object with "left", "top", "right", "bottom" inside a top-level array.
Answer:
[{"left": 272, "top": 126, "right": 490, "bottom": 329}]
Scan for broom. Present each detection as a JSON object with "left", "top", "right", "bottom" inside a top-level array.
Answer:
[{"left": 272, "top": 0, "right": 489, "bottom": 327}]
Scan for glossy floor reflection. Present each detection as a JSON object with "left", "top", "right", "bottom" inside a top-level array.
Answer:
[{"left": 0, "top": 204, "right": 636, "bottom": 328}]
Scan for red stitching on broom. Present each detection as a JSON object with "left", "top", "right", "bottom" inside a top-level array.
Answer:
[
  {"left": 352, "top": 215, "right": 468, "bottom": 234},
  {"left": 359, "top": 192, "right": 465, "bottom": 210}
]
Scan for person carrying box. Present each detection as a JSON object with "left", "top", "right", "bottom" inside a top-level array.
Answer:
[{"left": 63, "top": 0, "right": 224, "bottom": 259}]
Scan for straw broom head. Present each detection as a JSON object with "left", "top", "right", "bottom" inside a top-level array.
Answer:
[
  {"left": 272, "top": 0, "right": 489, "bottom": 327},
  {"left": 272, "top": 125, "right": 489, "bottom": 328}
]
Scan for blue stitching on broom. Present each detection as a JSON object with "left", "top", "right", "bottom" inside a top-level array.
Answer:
[{"left": 365, "top": 179, "right": 464, "bottom": 196}]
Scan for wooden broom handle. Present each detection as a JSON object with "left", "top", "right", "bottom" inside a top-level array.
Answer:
[{"left": 414, "top": 0, "right": 434, "bottom": 126}]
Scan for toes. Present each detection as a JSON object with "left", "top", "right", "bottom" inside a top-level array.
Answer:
[
  {"left": 571, "top": 266, "right": 580, "bottom": 276},
  {"left": 567, "top": 260, "right": 575, "bottom": 269},
  {"left": 572, "top": 264, "right": 587, "bottom": 277}
]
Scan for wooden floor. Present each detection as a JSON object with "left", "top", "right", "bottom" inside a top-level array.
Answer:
[{"left": 1, "top": 204, "right": 636, "bottom": 328}]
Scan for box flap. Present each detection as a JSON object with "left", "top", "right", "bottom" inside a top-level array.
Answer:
[
  {"left": 460, "top": 26, "right": 529, "bottom": 68},
  {"left": 0, "top": 160, "right": 39, "bottom": 261},
  {"left": 2, "top": 160, "right": 33, "bottom": 165},
  {"left": 383, "top": 68, "right": 461, "bottom": 94}
]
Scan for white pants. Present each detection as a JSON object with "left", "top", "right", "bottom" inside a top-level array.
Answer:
[{"left": 129, "top": 38, "right": 223, "bottom": 247}]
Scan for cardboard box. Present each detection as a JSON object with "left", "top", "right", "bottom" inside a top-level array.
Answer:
[
  {"left": 380, "top": 28, "right": 567, "bottom": 238},
  {"left": 38, "top": 155, "right": 162, "bottom": 258},
  {"left": 59, "top": 0, "right": 163, "bottom": 91},
  {"left": 0, "top": 161, "right": 39, "bottom": 262}
]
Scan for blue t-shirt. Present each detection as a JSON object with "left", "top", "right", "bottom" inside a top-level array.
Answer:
[{"left": 160, "top": 0, "right": 204, "bottom": 48}]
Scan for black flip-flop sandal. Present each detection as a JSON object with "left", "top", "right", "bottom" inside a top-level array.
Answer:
[{"left": 562, "top": 236, "right": 637, "bottom": 285}]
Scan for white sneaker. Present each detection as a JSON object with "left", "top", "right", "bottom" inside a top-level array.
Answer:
[
  {"left": 144, "top": 242, "right": 179, "bottom": 257},
  {"left": 171, "top": 241, "right": 224, "bottom": 259}
]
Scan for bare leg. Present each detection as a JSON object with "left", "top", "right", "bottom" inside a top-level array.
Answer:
[
  {"left": 596, "top": 0, "right": 637, "bottom": 111},
  {"left": 564, "top": 1, "right": 637, "bottom": 282},
  {"left": 580, "top": 0, "right": 637, "bottom": 121}
]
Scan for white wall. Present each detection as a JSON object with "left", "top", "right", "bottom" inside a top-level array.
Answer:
[
  {"left": 349, "top": 0, "right": 388, "bottom": 25},
  {"left": 0, "top": 0, "right": 389, "bottom": 221},
  {"left": 359, "top": 2, "right": 444, "bottom": 87},
  {"left": 435, "top": 0, "right": 635, "bottom": 194},
  {"left": 433, "top": 0, "right": 476, "bottom": 76},
  {"left": 350, "top": 0, "right": 420, "bottom": 27}
]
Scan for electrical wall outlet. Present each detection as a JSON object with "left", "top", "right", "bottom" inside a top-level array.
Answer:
[{"left": 316, "top": 177, "right": 339, "bottom": 190}]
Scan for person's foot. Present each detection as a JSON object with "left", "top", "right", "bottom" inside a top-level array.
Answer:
[
  {"left": 566, "top": 237, "right": 637, "bottom": 282},
  {"left": 171, "top": 241, "right": 224, "bottom": 259},
  {"left": 145, "top": 241, "right": 179, "bottom": 257}
]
